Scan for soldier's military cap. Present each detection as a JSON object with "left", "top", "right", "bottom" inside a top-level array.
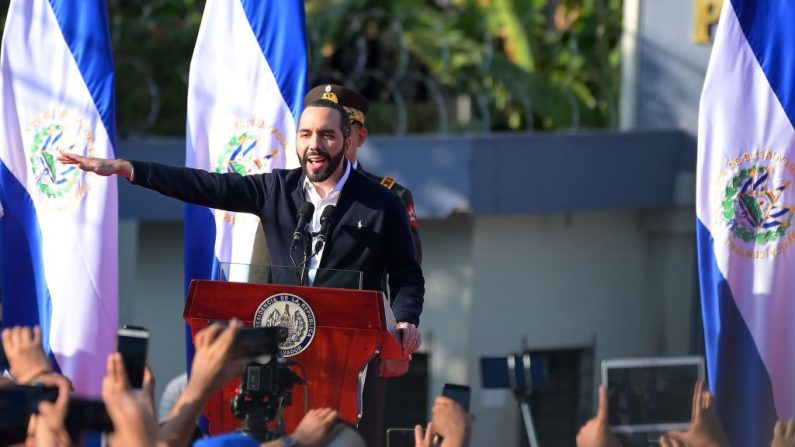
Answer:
[{"left": 304, "top": 84, "right": 369, "bottom": 125}]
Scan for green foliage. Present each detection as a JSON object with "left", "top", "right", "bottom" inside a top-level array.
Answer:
[
  {"left": 108, "top": 0, "right": 204, "bottom": 136},
  {"left": 307, "top": 0, "right": 623, "bottom": 132},
  {"left": 0, "top": 0, "right": 622, "bottom": 135}
]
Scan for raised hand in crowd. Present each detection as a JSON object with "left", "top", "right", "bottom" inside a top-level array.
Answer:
[
  {"left": 658, "top": 380, "right": 727, "bottom": 447},
  {"left": 414, "top": 396, "right": 471, "bottom": 447},
  {"left": 576, "top": 386, "right": 620, "bottom": 447},
  {"left": 102, "top": 353, "right": 157, "bottom": 447},
  {"left": 33, "top": 373, "right": 73, "bottom": 447},
  {"left": 158, "top": 321, "right": 247, "bottom": 447},
  {"left": 2, "top": 325, "right": 53, "bottom": 384},
  {"left": 141, "top": 364, "right": 157, "bottom": 419},
  {"left": 771, "top": 420, "right": 795, "bottom": 447}
]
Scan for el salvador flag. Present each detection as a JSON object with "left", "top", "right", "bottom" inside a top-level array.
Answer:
[
  {"left": 0, "top": 0, "right": 118, "bottom": 396},
  {"left": 184, "top": 0, "right": 307, "bottom": 361},
  {"left": 697, "top": 0, "right": 795, "bottom": 444}
]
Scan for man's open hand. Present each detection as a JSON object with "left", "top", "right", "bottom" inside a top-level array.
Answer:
[{"left": 57, "top": 153, "right": 133, "bottom": 179}]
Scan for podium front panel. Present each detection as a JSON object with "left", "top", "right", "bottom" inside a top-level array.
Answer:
[{"left": 183, "top": 280, "right": 397, "bottom": 435}]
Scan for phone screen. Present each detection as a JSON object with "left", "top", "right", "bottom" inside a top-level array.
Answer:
[
  {"left": 386, "top": 428, "right": 415, "bottom": 447},
  {"left": 117, "top": 327, "right": 149, "bottom": 389},
  {"left": 442, "top": 384, "right": 471, "bottom": 412},
  {"left": 604, "top": 362, "right": 701, "bottom": 431}
]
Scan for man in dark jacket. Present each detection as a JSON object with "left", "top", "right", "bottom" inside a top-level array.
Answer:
[
  {"left": 59, "top": 98, "right": 423, "bottom": 332},
  {"left": 304, "top": 84, "right": 423, "bottom": 264}
]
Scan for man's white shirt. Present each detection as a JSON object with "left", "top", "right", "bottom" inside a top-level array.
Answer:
[{"left": 302, "top": 160, "right": 351, "bottom": 283}]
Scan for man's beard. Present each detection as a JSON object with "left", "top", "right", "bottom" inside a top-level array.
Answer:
[{"left": 302, "top": 149, "right": 345, "bottom": 183}]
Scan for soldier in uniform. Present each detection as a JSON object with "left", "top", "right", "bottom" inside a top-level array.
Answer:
[{"left": 304, "top": 84, "right": 423, "bottom": 264}]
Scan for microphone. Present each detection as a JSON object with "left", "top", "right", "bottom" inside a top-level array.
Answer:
[
  {"left": 313, "top": 205, "right": 336, "bottom": 253},
  {"left": 291, "top": 202, "right": 315, "bottom": 253}
]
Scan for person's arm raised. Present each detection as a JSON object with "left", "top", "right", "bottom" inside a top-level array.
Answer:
[
  {"left": 57, "top": 153, "right": 133, "bottom": 180},
  {"left": 576, "top": 386, "right": 620, "bottom": 447},
  {"left": 157, "top": 321, "right": 248, "bottom": 447},
  {"left": 2, "top": 325, "right": 53, "bottom": 384},
  {"left": 60, "top": 152, "right": 269, "bottom": 215}
]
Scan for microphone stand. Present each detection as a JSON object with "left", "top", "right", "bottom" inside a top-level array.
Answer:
[{"left": 299, "top": 230, "right": 313, "bottom": 286}]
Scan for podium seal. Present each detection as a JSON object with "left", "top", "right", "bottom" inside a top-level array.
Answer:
[{"left": 253, "top": 293, "right": 317, "bottom": 357}]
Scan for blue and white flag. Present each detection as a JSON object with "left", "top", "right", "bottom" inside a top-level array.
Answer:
[
  {"left": 0, "top": 0, "right": 118, "bottom": 396},
  {"left": 697, "top": 0, "right": 795, "bottom": 444},
  {"left": 184, "top": 0, "right": 307, "bottom": 352}
]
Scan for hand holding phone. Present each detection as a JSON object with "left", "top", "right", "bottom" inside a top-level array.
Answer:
[
  {"left": 442, "top": 383, "right": 471, "bottom": 412},
  {"left": 117, "top": 326, "right": 149, "bottom": 389},
  {"left": 234, "top": 326, "right": 287, "bottom": 358}
]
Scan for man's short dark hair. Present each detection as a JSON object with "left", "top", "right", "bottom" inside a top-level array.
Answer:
[{"left": 306, "top": 99, "right": 351, "bottom": 139}]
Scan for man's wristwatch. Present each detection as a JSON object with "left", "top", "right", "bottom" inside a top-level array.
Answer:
[{"left": 280, "top": 435, "right": 298, "bottom": 447}]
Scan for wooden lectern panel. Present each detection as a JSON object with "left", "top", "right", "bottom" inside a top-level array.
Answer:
[{"left": 183, "top": 280, "right": 406, "bottom": 435}]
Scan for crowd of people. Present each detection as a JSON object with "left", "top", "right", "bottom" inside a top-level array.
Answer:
[
  {"left": 575, "top": 381, "right": 795, "bottom": 447},
  {"left": 0, "top": 323, "right": 471, "bottom": 447},
  {"left": 4, "top": 322, "right": 795, "bottom": 446}
]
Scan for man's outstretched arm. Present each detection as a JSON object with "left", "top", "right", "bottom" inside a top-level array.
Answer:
[{"left": 59, "top": 152, "right": 271, "bottom": 214}]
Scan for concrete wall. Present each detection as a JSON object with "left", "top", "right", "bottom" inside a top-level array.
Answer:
[{"left": 464, "top": 209, "right": 697, "bottom": 446}]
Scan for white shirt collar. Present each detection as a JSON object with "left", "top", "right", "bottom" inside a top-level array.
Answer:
[{"left": 303, "top": 158, "right": 351, "bottom": 201}]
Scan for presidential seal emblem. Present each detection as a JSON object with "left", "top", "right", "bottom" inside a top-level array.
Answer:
[
  {"left": 27, "top": 110, "right": 95, "bottom": 208},
  {"left": 253, "top": 293, "right": 316, "bottom": 357}
]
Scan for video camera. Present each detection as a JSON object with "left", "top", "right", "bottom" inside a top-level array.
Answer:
[{"left": 229, "top": 326, "right": 305, "bottom": 442}]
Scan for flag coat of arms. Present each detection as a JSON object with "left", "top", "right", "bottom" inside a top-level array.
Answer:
[
  {"left": 0, "top": 0, "right": 118, "bottom": 396},
  {"left": 697, "top": 0, "right": 795, "bottom": 444}
]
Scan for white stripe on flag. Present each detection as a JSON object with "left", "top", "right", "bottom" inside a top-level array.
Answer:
[
  {"left": 0, "top": 0, "right": 118, "bottom": 396},
  {"left": 187, "top": 0, "right": 299, "bottom": 268}
]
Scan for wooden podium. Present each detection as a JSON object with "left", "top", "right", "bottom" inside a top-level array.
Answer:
[{"left": 183, "top": 279, "right": 407, "bottom": 435}]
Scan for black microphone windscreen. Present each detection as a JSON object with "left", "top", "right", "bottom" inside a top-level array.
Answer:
[
  {"left": 320, "top": 204, "right": 335, "bottom": 220},
  {"left": 298, "top": 202, "right": 315, "bottom": 218}
]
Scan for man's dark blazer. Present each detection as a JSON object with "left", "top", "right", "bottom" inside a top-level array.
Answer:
[{"left": 129, "top": 160, "right": 424, "bottom": 325}]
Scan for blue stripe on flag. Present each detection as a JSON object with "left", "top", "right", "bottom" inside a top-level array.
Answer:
[
  {"left": 0, "top": 162, "right": 53, "bottom": 354},
  {"left": 183, "top": 204, "right": 217, "bottom": 373},
  {"left": 240, "top": 0, "right": 308, "bottom": 123},
  {"left": 696, "top": 219, "right": 777, "bottom": 446},
  {"left": 47, "top": 0, "right": 117, "bottom": 147},
  {"left": 731, "top": 0, "right": 795, "bottom": 128}
]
